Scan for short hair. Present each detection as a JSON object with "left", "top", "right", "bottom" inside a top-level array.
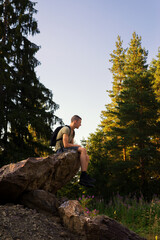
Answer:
[{"left": 71, "top": 115, "right": 82, "bottom": 122}]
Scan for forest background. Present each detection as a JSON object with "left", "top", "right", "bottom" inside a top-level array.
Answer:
[{"left": 0, "top": 0, "right": 160, "bottom": 204}]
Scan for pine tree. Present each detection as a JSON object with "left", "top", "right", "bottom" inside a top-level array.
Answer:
[
  {"left": 150, "top": 48, "right": 160, "bottom": 115},
  {"left": 0, "top": 0, "right": 62, "bottom": 165},
  {"left": 100, "top": 36, "right": 126, "bottom": 160},
  {"left": 101, "top": 36, "right": 126, "bottom": 131},
  {"left": 153, "top": 49, "right": 160, "bottom": 102},
  {"left": 87, "top": 130, "right": 112, "bottom": 200},
  {"left": 149, "top": 48, "right": 160, "bottom": 152},
  {"left": 113, "top": 33, "right": 160, "bottom": 198},
  {"left": 124, "top": 32, "right": 148, "bottom": 76},
  {"left": 87, "top": 33, "right": 160, "bottom": 200}
]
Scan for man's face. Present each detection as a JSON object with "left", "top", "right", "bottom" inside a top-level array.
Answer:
[{"left": 75, "top": 119, "right": 81, "bottom": 129}]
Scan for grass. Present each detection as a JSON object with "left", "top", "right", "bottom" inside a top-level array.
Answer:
[{"left": 78, "top": 194, "right": 160, "bottom": 240}]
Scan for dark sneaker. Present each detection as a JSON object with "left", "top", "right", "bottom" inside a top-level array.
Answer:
[
  {"left": 79, "top": 179, "right": 94, "bottom": 188},
  {"left": 86, "top": 174, "right": 96, "bottom": 183},
  {"left": 79, "top": 173, "right": 95, "bottom": 187},
  {"left": 80, "top": 172, "right": 96, "bottom": 183}
]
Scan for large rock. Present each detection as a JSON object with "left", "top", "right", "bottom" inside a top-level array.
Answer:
[
  {"left": 59, "top": 200, "right": 88, "bottom": 235},
  {"left": 84, "top": 215, "right": 146, "bottom": 240},
  {"left": 59, "top": 200, "right": 146, "bottom": 240},
  {"left": 0, "top": 150, "right": 80, "bottom": 204},
  {"left": 20, "top": 190, "right": 59, "bottom": 215}
]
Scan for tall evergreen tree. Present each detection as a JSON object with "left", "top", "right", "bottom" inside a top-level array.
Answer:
[
  {"left": 0, "top": 0, "right": 61, "bottom": 166},
  {"left": 100, "top": 36, "right": 126, "bottom": 160},
  {"left": 124, "top": 32, "right": 148, "bottom": 76},
  {"left": 101, "top": 36, "right": 126, "bottom": 131},
  {"left": 149, "top": 48, "right": 160, "bottom": 151},
  {"left": 112, "top": 33, "right": 160, "bottom": 198},
  {"left": 87, "top": 33, "right": 160, "bottom": 200},
  {"left": 150, "top": 48, "right": 160, "bottom": 118}
]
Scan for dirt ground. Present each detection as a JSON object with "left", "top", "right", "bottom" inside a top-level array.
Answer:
[{"left": 0, "top": 204, "right": 86, "bottom": 240}]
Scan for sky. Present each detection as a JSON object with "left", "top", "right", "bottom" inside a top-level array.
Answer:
[{"left": 32, "top": 0, "right": 160, "bottom": 144}]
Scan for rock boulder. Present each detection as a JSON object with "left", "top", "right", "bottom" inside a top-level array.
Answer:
[
  {"left": 20, "top": 189, "right": 59, "bottom": 215},
  {"left": 59, "top": 200, "right": 88, "bottom": 235},
  {"left": 59, "top": 200, "right": 146, "bottom": 240},
  {"left": 84, "top": 215, "right": 146, "bottom": 240},
  {"left": 0, "top": 150, "right": 80, "bottom": 204}
]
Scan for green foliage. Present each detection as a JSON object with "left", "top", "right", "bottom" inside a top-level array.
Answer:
[
  {"left": 0, "top": 0, "right": 62, "bottom": 166},
  {"left": 101, "top": 36, "right": 126, "bottom": 138},
  {"left": 91, "top": 194, "right": 160, "bottom": 239},
  {"left": 124, "top": 32, "right": 148, "bottom": 76},
  {"left": 86, "top": 130, "right": 112, "bottom": 201},
  {"left": 152, "top": 49, "right": 160, "bottom": 102},
  {"left": 150, "top": 48, "right": 160, "bottom": 128},
  {"left": 112, "top": 35, "right": 160, "bottom": 197},
  {"left": 56, "top": 173, "right": 82, "bottom": 200},
  {"left": 78, "top": 195, "right": 99, "bottom": 217},
  {"left": 87, "top": 32, "right": 160, "bottom": 201}
]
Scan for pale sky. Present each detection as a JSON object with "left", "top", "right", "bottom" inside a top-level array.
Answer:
[{"left": 32, "top": 0, "right": 160, "bottom": 144}]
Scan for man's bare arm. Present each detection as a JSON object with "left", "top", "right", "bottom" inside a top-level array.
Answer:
[{"left": 63, "top": 134, "right": 81, "bottom": 148}]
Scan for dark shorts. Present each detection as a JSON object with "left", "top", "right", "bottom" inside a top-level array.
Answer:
[{"left": 56, "top": 146, "right": 79, "bottom": 154}]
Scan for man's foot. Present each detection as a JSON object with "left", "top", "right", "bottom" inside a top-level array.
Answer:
[
  {"left": 86, "top": 174, "right": 96, "bottom": 183},
  {"left": 79, "top": 172, "right": 95, "bottom": 187},
  {"left": 79, "top": 179, "right": 94, "bottom": 187},
  {"left": 80, "top": 172, "right": 96, "bottom": 183}
]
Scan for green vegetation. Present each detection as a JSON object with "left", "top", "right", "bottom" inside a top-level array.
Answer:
[
  {"left": 78, "top": 195, "right": 99, "bottom": 217},
  {"left": 78, "top": 194, "right": 160, "bottom": 239},
  {"left": 0, "top": 0, "right": 62, "bottom": 166},
  {"left": 87, "top": 33, "right": 160, "bottom": 202}
]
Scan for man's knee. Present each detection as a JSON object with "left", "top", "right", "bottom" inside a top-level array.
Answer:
[{"left": 78, "top": 147, "right": 87, "bottom": 154}]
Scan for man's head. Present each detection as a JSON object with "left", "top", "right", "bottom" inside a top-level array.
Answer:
[{"left": 71, "top": 115, "right": 82, "bottom": 129}]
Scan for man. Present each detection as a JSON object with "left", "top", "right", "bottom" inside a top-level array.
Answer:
[{"left": 55, "top": 115, "right": 95, "bottom": 187}]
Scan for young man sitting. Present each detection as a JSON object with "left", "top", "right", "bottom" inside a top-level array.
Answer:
[{"left": 55, "top": 115, "right": 95, "bottom": 187}]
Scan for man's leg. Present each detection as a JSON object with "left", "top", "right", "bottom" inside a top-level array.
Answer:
[
  {"left": 78, "top": 147, "right": 89, "bottom": 171},
  {"left": 78, "top": 147, "right": 95, "bottom": 187}
]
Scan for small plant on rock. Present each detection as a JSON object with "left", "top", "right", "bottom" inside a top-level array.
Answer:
[{"left": 78, "top": 195, "right": 99, "bottom": 218}]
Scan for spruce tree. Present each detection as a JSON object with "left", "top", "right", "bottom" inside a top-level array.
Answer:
[
  {"left": 153, "top": 49, "right": 160, "bottom": 102},
  {"left": 100, "top": 36, "right": 126, "bottom": 160},
  {"left": 113, "top": 33, "right": 160, "bottom": 198},
  {"left": 150, "top": 48, "right": 160, "bottom": 116},
  {"left": 86, "top": 37, "right": 128, "bottom": 200},
  {"left": 87, "top": 33, "right": 160, "bottom": 199},
  {"left": 149, "top": 48, "right": 160, "bottom": 151},
  {"left": 0, "top": 0, "right": 61, "bottom": 166}
]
